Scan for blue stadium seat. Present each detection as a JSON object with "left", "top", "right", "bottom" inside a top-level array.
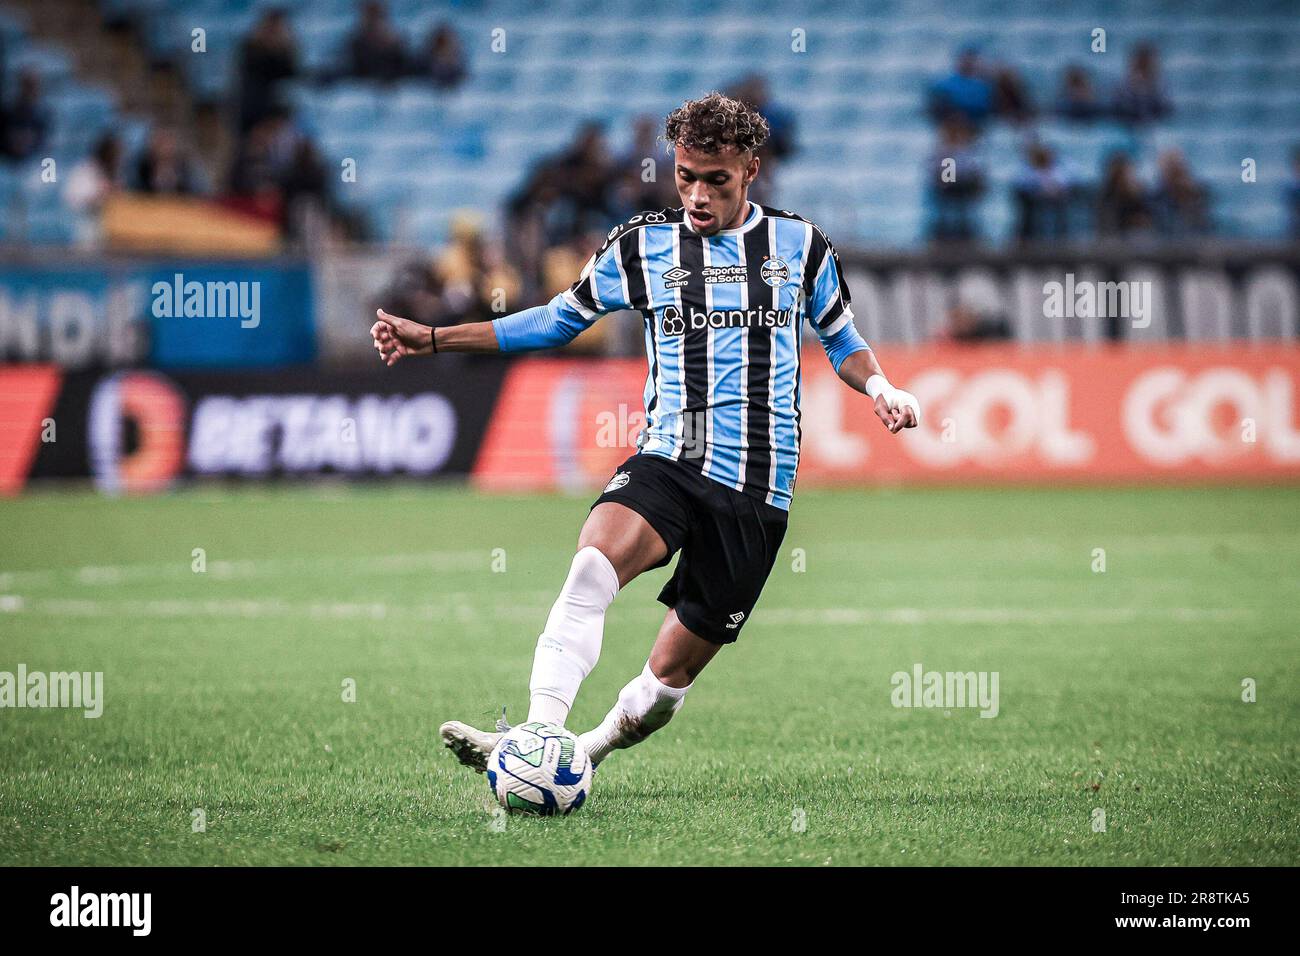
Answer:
[{"left": 8, "top": 0, "right": 1288, "bottom": 248}]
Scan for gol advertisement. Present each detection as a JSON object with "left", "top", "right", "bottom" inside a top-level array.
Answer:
[{"left": 472, "top": 344, "right": 1300, "bottom": 491}]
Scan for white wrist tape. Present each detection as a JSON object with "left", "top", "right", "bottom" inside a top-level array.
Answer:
[{"left": 865, "top": 374, "right": 922, "bottom": 425}]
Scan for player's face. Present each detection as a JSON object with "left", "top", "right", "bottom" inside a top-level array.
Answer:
[{"left": 673, "top": 144, "right": 759, "bottom": 235}]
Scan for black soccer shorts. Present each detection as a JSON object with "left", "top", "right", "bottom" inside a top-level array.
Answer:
[{"left": 591, "top": 452, "right": 788, "bottom": 644}]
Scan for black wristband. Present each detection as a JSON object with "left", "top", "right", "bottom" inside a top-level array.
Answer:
[{"left": 429, "top": 327, "right": 438, "bottom": 353}]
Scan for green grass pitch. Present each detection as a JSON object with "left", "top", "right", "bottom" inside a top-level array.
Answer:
[{"left": 1, "top": 484, "right": 1297, "bottom": 866}]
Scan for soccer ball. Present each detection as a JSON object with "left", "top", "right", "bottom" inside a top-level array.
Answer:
[{"left": 487, "top": 721, "right": 593, "bottom": 815}]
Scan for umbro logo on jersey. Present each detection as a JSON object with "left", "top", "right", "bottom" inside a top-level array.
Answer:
[
  {"left": 725, "top": 611, "right": 746, "bottom": 628},
  {"left": 663, "top": 267, "right": 691, "bottom": 289}
]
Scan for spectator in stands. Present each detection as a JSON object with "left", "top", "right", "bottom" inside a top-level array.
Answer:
[
  {"left": 237, "top": 7, "right": 299, "bottom": 133},
  {"left": 941, "top": 302, "right": 1012, "bottom": 343},
  {"left": 1150, "top": 148, "right": 1209, "bottom": 238},
  {"left": 410, "top": 22, "right": 467, "bottom": 89},
  {"left": 226, "top": 115, "right": 287, "bottom": 224},
  {"left": 612, "top": 115, "right": 678, "bottom": 218},
  {"left": 344, "top": 1, "right": 408, "bottom": 84},
  {"left": 380, "top": 216, "right": 525, "bottom": 330},
  {"left": 226, "top": 108, "right": 345, "bottom": 240},
  {"left": 991, "top": 64, "right": 1035, "bottom": 125},
  {"left": 379, "top": 259, "right": 448, "bottom": 329},
  {"left": 508, "top": 122, "right": 618, "bottom": 253},
  {"left": 1055, "top": 65, "right": 1103, "bottom": 121},
  {"left": 0, "top": 69, "right": 50, "bottom": 162},
  {"left": 542, "top": 231, "right": 612, "bottom": 353},
  {"left": 928, "top": 46, "right": 993, "bottom": 128},
  {"left": 1289, "top": 146, "right": 1300, "bottom": 241},
  {"left": 505, "top": 123, "right": 615, "bottom": 295},
  {"left": 729, "top": 74, "right": 796, "bottom": 202},
  {"left": 1012, "top": 140, "right": 1077, "bottom": 241},
  {"left": 1096, "top": 152, "right": 1152, "bottom": 238},
  {"left": 63, "top": 133, "right": 123, "bottom": 248},
  {"left": 927, "top": 114, "right": 985, "bottom": 242},
  {"left": 436, "top": 213, "right": 522, "bottom": 325},
  {"left": 1112, "top": 43, "right": 1172, "bottom": 124},
  {"left": 279, "top": 136, "right": 334, "bottom": 240},
  {"left": 135, "top": 127, "right": 201, "bottom": 195}
]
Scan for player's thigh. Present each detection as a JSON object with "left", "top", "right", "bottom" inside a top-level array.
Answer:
[
  {"left": 662, "top": 494, "right": 787, "bottom": 643},
  {"left": 578, "top": 502, "right": 669, "bottom": 587}
]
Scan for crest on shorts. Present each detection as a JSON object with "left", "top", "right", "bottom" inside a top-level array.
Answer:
[{"left": 604, "top": 471, "right": 630, "bottom": 493}]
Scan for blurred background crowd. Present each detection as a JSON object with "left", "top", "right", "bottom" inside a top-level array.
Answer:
[{"left": 0, "top": 0, "right": 1296, "bottom": 345}]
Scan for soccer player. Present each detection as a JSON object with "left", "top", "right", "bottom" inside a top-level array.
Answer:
[{"left": 370, "top": 92, "right": 920, "bottom": 772}]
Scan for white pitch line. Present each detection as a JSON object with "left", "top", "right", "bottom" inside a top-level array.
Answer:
[
  {"left": 0, "top": 550, "right": 489, "bottom": 591},
  {"left": 755, "top": 606, "right": 1255, "bottom": 626},
  {"left": 0, "top": 598, "right": 1256, "bottom": 627},
  {"left": 810, "top": 533, "right": 1300, "bottom": 558}
]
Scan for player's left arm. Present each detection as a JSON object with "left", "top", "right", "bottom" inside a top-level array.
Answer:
[
  {"left": 834, "top": 346, "right": 919, "bottom": 434},
  {"left": 804, "top": 227, "right": 919, "bottom": 433}
]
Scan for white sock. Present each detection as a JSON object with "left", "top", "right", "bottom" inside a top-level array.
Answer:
[
  {"left": 578, "top": 662, "right": 691, "bottom": 765},
  {"left": 526, "top": 546, "right": 620, "bottom": 725}
]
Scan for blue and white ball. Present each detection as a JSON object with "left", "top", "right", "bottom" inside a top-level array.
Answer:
[{"left": 487, "top": 721, "right": 592, "bottom": 815}]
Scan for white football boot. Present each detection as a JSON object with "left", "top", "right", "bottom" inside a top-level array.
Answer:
[{"left": 439, "top": 718, "right": 505, "bottom": 773}]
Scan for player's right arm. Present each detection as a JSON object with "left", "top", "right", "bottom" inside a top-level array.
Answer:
[
  {"left": 371, "top": 233, "right": 634, "bottom": 366},
  {"left": 370, "top": 300, "right": 586, "bottom": 364}
]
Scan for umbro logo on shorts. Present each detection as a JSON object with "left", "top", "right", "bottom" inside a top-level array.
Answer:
[
  {"left": 725, "top": 611, "right": 746, "bottom": 628},
  {"left": 604, "top": 471, "right": 630, "bottom": 493}
]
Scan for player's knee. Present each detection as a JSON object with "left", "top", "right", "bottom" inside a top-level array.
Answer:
[
  {"left": 578, "top": 505, "right": 664, "bottom": 584},
  {"left": 566, "top": 546, "right": 620, "bottom": 605},
  {"left": 573, "top": 531, "right": 628, "bottom": 578}
]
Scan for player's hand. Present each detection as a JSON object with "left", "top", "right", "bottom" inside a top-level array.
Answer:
[
  {"left": 873, "top": 389, "right": 920, "bottom": 434},
  {"left": 371, "top": 308, "right": 434, "bottom": 366}
]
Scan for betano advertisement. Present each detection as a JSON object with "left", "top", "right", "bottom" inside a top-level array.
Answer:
[
  {"left": 0, "top": 361, "right": 507, "bottom": 495},
  {"left": 2, "top": 346, "right": 1298, "bottom": 496}
]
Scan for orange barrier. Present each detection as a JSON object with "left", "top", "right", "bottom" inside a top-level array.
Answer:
[
  {"left": 472, "top": 344, "right": 1300, "bottom": 491},
  {"left": 0, "top": 365, "right": 60, "bottom": 495}
]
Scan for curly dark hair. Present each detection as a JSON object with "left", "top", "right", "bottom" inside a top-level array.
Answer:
[{"left": 664, "top": 92, "right": 770, "bottom": 155}]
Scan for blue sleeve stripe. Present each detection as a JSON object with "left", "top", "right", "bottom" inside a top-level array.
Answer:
[
  {"left": 491, "top": 295, "right": 594, "bottom": 352},
  {"left": 591, "top": 247, "right": 629, "bottom": 311},
  {"left": 821, "top": 318, "right": 871, "bottom": 374}
]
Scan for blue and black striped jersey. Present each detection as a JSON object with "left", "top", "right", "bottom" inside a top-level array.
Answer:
[{"left": 550, "top": 201, "right": 865, "bottom": 510}]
